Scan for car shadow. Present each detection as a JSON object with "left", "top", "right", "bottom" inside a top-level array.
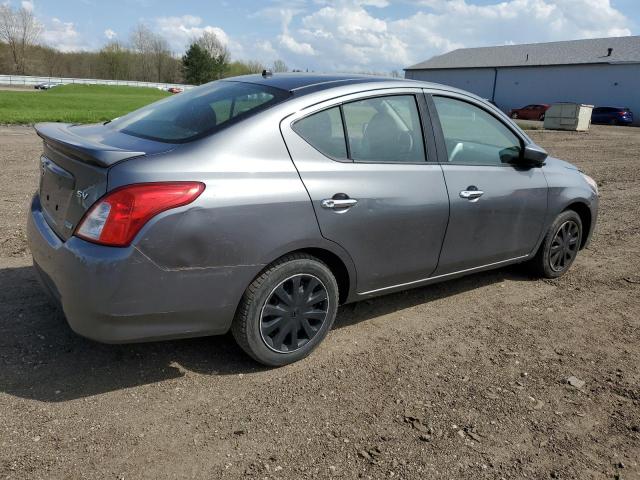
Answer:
[{"left": 0, "top": 263, "right": 535, "bottom": 402}]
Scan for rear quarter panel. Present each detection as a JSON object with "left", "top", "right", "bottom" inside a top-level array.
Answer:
[{"left": 107, "top": 109, "right": 333, "bottom": 271}]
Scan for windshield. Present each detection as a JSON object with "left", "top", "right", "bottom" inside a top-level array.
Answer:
[{"left": 109, "top": 81, "right": 290, "bottom": 143}]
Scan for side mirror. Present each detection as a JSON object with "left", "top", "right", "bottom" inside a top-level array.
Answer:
[{"left": 520, "top": 143, "right": 548, "bottom": 167}]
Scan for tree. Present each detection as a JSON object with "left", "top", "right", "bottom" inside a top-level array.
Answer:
[
  {"left": 272, "top": 59, "right": 288, "bottom": 73},
  {"left": 0, "top": 4, "right": 42, "bottom": 74},
  {"left": 42, "top": 46, "right": 62, "bottom": 76},
  {"left": 150, "top": 34, "right": 171, "bottom": 82},
  {"left": 182, "top": 43, "right": 215, "bottom": 85},
  {"left": 130, "top": 23, "right": 155, "bottom": 81},
  {"left": 196, "top": 31, "right": 229, "bottom": 79},
  {"left": 224, "top": 60, "right": 264, "bottom": 78},
  {"left": 245, "top": 60, "right": 265, "bottom": 74},
  {"left": 98, "top": 41, "right": 131, "bottom": 80}
]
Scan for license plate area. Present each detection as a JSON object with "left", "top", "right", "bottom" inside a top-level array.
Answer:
[{"left": 39, "top": 156, "right": 75, "bottom": 235}]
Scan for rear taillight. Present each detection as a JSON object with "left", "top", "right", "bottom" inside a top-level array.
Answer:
[{"left": 75, "top": 182, "right": 205, "bottom": 247}]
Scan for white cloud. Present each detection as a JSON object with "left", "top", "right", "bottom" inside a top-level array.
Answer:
[
  {"left": 266, "top": 0, "right": 632, "bottom": 72},
  {"left": 255, "top": 40, "right": 278, "bottom": 58},
  {"left": 406, "top": 0, "right": 631, "bottom": 42},
  {"left": 104, "top": 28, "right": 117, "bottom": 40},
  {"left": 274, "top": 4, "right": 411, "bottom": 71},
  {"left": 279, "top": 32, "right": 316, "bottom": 55},
  {"left": 153, "top": 15, "right": 239, "bottom": 55},
  {"left": 41, "top": 17, "right": 86, "bottom": 52},
  {"left": 21, "top": 0, "right": 33, "bottom": 12},
  {"left": 277, "top": 9, "right": 316, "bottom": 56}
]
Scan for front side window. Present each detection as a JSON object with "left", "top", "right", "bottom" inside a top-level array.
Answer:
[
  {"left": 292, "top": 107, "right": 348, "bottom": 160},
  {"left": 342, "top": 95, "right": 426, "bottom": 163},
  {"left": 433, "top": 96, "right": 521, "bottom": 165},
  {"left": 110, "top": 81, "right": 289, "bottom": 143}
]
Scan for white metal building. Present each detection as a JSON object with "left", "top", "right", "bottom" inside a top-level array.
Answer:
[{"left": 405, "top": 36, "right": 640, "bottom": 124}]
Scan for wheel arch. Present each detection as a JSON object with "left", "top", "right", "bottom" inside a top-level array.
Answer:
[
  {"left": 563, "top": 201, "right": 592, "bottom": 249},
  {"left": 253, "top": 241, "right": 357, "bottom": 305},
  {"left": 295, "top": 247, "right": 351, "bottom": 304}
]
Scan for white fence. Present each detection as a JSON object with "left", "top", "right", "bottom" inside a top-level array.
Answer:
[{"left": 0, "top": 74, "right": 193, "bottom": 91}]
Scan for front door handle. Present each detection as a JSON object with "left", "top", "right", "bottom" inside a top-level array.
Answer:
[
  {"left": 321, "top": 198, "right": 358, "bottom": 209},
  {"left": 459, "top": 189, "right": 484, "bottom": 200}
]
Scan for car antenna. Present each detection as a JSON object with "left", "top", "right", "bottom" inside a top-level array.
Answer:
[{"left": 262, "top": 69, "right": 273, "bottom": 78}]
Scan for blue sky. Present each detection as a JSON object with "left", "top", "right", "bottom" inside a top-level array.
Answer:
[{"left": 16, "top": 0, "right": 640, "bottom": 72}]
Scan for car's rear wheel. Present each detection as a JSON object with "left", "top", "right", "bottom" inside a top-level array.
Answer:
[
  {"left": 539, "top": 113, "right": 545, "bottom": 121},
  {"left": 232, "top": 253, "right": 339, "bottom": 366},
  {"left": 528, "top": 210, "right": 583, "bottom": 278},
  {"left": 512, "top": 112, "right": 519, "bottom": 119}
]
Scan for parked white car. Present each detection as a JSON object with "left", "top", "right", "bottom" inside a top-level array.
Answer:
[{"left": 34, "top": 82, "right": 61, "bottom": 90}]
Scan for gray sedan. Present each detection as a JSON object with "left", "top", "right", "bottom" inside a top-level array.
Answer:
[{"left": 27, "top": 74, "right": 598, "bottom": 365}]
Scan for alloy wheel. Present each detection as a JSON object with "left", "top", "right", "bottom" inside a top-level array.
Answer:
[
  {"left": 549, "top": 220, "right": 580, "bottom": 272},
  {"left": 260, "top": 274, "right": 330, "bottom": 353}
]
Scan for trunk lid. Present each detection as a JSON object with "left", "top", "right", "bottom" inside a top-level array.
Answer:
[{"left": 35, "top": 122, "right": 175, "bottom": 240}]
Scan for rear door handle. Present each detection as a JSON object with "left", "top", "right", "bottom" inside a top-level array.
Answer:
[
  {"left": 321, "top": 198, "right": 358, "bottom": 209},
  {"left": 459, "top": 189, "right": 484, "bottom": 200}
]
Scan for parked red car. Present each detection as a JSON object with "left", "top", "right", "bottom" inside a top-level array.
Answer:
[
  {"left": 167, "top": 87, "right": 183, "bottom": 94},
  {"left": 509, "top": 104, "right": 549, "bottom": 121}
]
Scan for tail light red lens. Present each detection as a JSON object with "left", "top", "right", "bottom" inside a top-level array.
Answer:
[{"left": 75, "top": 182, "right": 205, "bottom": 247}]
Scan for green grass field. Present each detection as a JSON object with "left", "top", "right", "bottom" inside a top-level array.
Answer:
[{"left": 0, "top": 84, "right": 170, "bottom": 124}]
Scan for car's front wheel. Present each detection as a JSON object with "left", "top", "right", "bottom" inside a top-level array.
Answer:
[
  {"left": 232, "top": 253, "right": 339, "bottom": 366},
  {"left": 529, "top": 210, "right": 583, "bottom": 278}
]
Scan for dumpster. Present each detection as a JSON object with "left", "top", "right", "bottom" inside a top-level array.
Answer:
[{"left": 543, "top": 103, "right": 594, "bottom": 131}]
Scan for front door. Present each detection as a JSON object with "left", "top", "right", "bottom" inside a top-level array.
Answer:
[
  {"left": 428, "top": 94, "right": 548, "bottom": 275},
  {"left": 281, "top": 92, "right": 450, "bottom": 294}
]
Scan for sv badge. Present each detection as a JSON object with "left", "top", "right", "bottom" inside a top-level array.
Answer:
[{"left": 76, "top": 189, "right": 89, "bottom": 200}]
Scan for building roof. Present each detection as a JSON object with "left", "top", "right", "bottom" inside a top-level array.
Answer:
[{"left": 405, "top": 35, "right": 640, "bottom": 70}]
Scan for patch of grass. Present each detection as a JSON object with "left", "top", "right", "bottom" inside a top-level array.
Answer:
[{"left": 0, "top": 84, "right": 170, "bottom": 124}]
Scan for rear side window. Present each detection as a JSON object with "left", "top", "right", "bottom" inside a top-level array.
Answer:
[
  {"left": 293, "top": 107, "right": 348, "bottom": 160},
  {"left": 109, "top": 81, "right": 289, "bottom": 143},
  {"left": 343, "top": 95, "right": 426, "bottom": 163}
]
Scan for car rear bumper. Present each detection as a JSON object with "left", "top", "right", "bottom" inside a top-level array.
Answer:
[{"left": 27, "top": 194, "right": 258, "bottom": 343}]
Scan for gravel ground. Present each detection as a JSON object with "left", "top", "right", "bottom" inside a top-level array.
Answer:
[{"left": 0, "top": 125, "right": 638, "bottom": 479}]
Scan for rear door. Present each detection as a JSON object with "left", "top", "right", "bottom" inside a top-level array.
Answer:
[
  {"left": 281, "top": 89, "right": 449, "bottom": 295},
  {"left": 426, "top": 93, "right": 548, "bottom": 275}
]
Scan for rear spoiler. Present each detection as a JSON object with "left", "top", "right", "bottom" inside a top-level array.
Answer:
[{"left": 35, "top": 123, "right": 145, "bottom": 168}]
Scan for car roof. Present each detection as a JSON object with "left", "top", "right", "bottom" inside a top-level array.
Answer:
[{"left": 223, "top": 73, "right": 427, "bottom": 96}]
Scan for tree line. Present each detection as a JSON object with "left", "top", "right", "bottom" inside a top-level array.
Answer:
[{"left": 0, "top": 4, "right": 287, "bottom": 84}]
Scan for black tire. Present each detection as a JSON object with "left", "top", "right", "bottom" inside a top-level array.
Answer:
[
  {"left": 539, "top": 114, "right": 545, "bottom": 121},
  {"left": 528, "top": 210, "right": 583, "bottom": 278},
  {"left": 231, "top": 253, "right": 339, "bottom": 366},
  {"left": 512, "top": 112, "right": 519, "bottom": 119}
]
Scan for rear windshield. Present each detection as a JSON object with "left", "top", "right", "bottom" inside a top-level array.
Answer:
[{"left": 109, "top": 81, "right": 290, "bottom": 143}]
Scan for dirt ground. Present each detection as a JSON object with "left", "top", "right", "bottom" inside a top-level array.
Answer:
[{"left": 0, "top": 124, "right": 638, "bottom": 480}]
